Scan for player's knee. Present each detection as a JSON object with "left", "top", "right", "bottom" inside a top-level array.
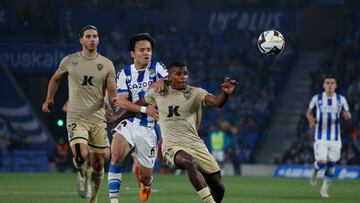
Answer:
[
  {"left": 111, "top": 148, "right": 124, "bottom": 165},
  {"left": 183, "top": 156, "right": 198, "bottom": 171}
]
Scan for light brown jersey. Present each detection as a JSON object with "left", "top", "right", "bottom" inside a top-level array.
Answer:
[
  {"left": 145, "top": 85, "right": 210, "bottom": 149},
  {"left": 58, "top": 52, "right": 116, "bottom": 124}
]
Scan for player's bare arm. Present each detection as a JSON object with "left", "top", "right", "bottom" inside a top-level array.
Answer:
[
  {"left": 150, "top": 78, "right": 166, "bottom": 91},
  {"left": 42, "top": 69, "right": 66, "bottom": 112},
  {"left": 306, "top": 110, "right": 316, "bottom": 129},
  {"left": 204, "top": 77, "right": 238, "bottom": 108},
  {"left": 115, "top": 94, "right": 159, "bottom": 121}
]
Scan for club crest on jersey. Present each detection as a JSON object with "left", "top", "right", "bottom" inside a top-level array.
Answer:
[
  {"left": 149, "top": 69, "right": 156, "bottom": 78},
  {"left": 97, "top": 64, "right": 103, "bottom": 71},
  {"left": 72, "top": 61, "right": 78, "bottom": 65},
  {"left": 183, "top": 90, "right": 191, "bottom": 100},
  {"left": 126, "top": 75, "right": 131, "bottom": 82}
]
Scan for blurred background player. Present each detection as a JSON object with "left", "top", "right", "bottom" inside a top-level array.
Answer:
[
  {"left": 306, "top": 74, "right": 352, "bottom": 198},
  {"left": 145, "top": 62, "right": 238, "bottom": 203},
  {"left": 42, "top": 25, "right": 117, "bottom": 203},
  {"left": 107, "top": 33, "right": 168, "bottom": 202}
]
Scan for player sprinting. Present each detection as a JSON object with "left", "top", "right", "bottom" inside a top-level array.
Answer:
[
  {"left": 306, "top": 74, "right": 351, "bottom": 198},
  {"left": 145, "top": 62, "right": 238, "bottom": 203},
  {"left": 107, "top": 33, "right": 168, "bottom": 202},
  {"left": 42, "top": 25, "right": 117, "bottom": 203}
]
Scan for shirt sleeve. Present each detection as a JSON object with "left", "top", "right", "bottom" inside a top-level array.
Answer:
[
  {"left": 144, "top": 88, "right": 156, "bottom": 105},
  {"left": 196, "top": 87, "right": 211, "bottom": 106},
  {"left": 106, "top": 60, "right": 116, "bottom": 87},
  {"left": 57, "top": 56, "right": 69, "bottom": 74},
  {"left": 308, "top": 95, "right": 317, "bottom": 111},
  {"left": 116, "top": 69, "right": 129, "bottom": 95},
  {"left": 341, "top": 96, "right": 350, "bottom": 111},
  {"left": 156, "top": 62, "right": 168, "bottom": 79}
]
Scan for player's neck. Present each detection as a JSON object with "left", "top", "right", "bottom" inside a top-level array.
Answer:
[
  {"left": 81, "top": 50, "right": 98, "bottom": 59},
  {"left": 325, "top": 92, "right": 334, "bottom": 97},
  {"left": 134, "top": 62, "right": 148, "bottom": 70}
]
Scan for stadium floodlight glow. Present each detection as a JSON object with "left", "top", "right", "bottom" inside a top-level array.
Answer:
[{"left": 57, "top": 119, "right": 64, "bottom": 127}]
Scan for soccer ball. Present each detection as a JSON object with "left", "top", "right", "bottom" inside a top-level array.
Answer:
[{"left": 258, "top": 30, "right": 285, "bottom": 56}]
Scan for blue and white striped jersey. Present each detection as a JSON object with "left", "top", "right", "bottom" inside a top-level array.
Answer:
[
  {"left": 308, "top": 92, "right": 350, "bottom": 142},
  {"left": 116, "top": 61, "right": 168, "bottom": 127}
]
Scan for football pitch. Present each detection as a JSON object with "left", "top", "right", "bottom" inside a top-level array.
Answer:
[{"left": 0, "top": 173, "right": 359, "bottom": 203}]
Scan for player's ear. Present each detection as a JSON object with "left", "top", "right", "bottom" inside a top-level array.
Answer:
[
  {"left": 79, "top": 38, "right": 83, "bottom": 45},
  {"left": 130, "top": 51, "right": 135, "bottom": 58}
]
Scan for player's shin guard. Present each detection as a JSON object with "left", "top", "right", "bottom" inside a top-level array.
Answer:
[
  {"left": 108, "top": 164, "right": 123, "bottom": 200},
  {"left": 89, "top": 169, "right": 104, "bottom": 203},
  {"left": 197, "top": 187, "right": 216, "bottom": 203}
]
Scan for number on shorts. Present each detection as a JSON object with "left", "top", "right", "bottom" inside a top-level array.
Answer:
[{"left": 67, "top": 123, "right": 77, "bottom": 131}]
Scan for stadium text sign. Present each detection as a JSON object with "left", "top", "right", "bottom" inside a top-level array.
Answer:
[
  {"left": 0, "top": 44, "right": 77, "bottom": 73},
  {"left": 274, "top": 165, "right": 360, "bottom": 180}
]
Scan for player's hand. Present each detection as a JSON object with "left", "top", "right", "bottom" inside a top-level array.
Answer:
[
  {"left": 221, "top": 77, "right": 238, "bottom": 94},
  {"left": 309, "top": 119, "right": 316, "bottom": 129},
  {"left": 342, "top": 111, "right": 352, "bottom": 120},
  {"left": 146, "top": 104, "right": 159, "bottom": 121},
  {"left": 150, "top": 79, "right": 166, "bottom": 91},
  {"left": 42, "top": 100, "right": 54, "bottom": 112}
]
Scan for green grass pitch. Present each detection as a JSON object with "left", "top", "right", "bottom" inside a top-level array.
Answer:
[{"left": 0, "top": 173, "right": 359, "bottom": 203}]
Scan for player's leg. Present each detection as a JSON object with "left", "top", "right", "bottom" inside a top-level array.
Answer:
[
  {"left": 203, "top": 172, "right": 225, "bottom": 203},
  {"left": 311, "top": 142, "right": 327, "bottom": 186},
  {"left": 88, "top": 152, "right": 105, "bottom": 203},
  {"left": 133, "top": 126, "right": 158, "bottom": 201},
  {"left": 321, "top": 143, "right": 341, "bottom": 198},
  {"left": 173, "top": 150, "right": 216, "bottom": 203},
  {"left": 67, "top": 121, "right": 90, "bottom": 198},
  {"left": 108, "top": 121, "right": 133, "bottom": 203},
  {"left": 86, "top": 122, "right": 112, "bottom": 203}
]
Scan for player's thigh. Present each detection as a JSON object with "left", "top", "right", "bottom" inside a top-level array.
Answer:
[
  {"left": 88, "top": 122, "right": 109, "bottom": 154},
  {"left": 163, "top": 146, "right": 195, "bottom": 169},
  {"left": 328, "top": 142, "right": 341, "bottom": 162},
  {"left": 110, "top": 131, "right": 132, "bottom": 163},
  {"left": 193, "top": 146, "right": 220, "bottom": 174},
  {"left": 133, "top": 126, "right": 157, "bottom": 168},
  {"left": 67, "top": 121, "right": 89, "bottom": 158},
  {"left": 313, "top": 142, "right": 328, "bottom": 161}
]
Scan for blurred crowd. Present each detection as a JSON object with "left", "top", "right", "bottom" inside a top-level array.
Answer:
[{"left": 278, "top": 9, "right": 360, "bottom": 165}]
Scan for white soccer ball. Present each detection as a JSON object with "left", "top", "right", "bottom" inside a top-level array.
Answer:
[{"left": 258, "top": 30, "right": 285, "bottom": 56}]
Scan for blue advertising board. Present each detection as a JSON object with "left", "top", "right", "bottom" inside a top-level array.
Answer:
[
  {"left": 0, "top": 44, "right": 106, "bottom": 73},
  {"left": 274, "top": 165, "right": 360, "bottom": 180}
]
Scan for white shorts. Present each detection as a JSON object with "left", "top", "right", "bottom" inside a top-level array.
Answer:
[
  {"left": 114, "top": 119, "right": 157, "bottom": 168},
  {"left": 313, "top": 141, "right": 341, "bottom": 162}
]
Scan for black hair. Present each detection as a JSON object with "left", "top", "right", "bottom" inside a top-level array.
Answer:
[
  {"left": 167, "top": 61, "right": 186, "bottom": 71},
  {"left": 128, "top": 33, "right": 155, "bottom": 51},
  {"left": 323, "top": 74, "right": 337, "bottom": 82},
  {"left": 79, "top": 25, "right": 98, "bottom": 38}
]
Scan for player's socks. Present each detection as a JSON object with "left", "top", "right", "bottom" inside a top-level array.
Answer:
[
  {"left": 320, "top": 176, "right": 331, "bottom": 198},
  {"left": 197, "top": 186, "right": 216, "bottom": 203},
  {"left": 86, "top": 165, "right": 93, "bottom": 198},
  {"left": 89, "top": 169, "right": 104, "bottom": 203},
  {"left": 320, "top": 161, "right": 335, "bottom": 198},
  {"left": 310, "top": 161, "right": 326, "bottom": 186},
  {"left": 73, "top": 158, "right": 89, "bottom": 198},
  {"left": 108, "top": 164, "right": 122, "bottom": 201}
]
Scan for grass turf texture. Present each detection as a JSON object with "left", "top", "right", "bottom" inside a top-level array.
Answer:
[{"left": 0, "top": 173, "right": 359, "bottom": 203}]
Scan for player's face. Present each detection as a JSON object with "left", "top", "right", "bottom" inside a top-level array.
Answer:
[
  {"left": 323, "top": 78, "right": 337, "bottom": 93},
  {"left": 131, "top": 40, "right": 152, "bottom": 68},
  {"left": 169, "top": 66, "right": 188, "bottom": 90},
  {"left": 80, "top": 29, "right": 99, "bottom": 52}
]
